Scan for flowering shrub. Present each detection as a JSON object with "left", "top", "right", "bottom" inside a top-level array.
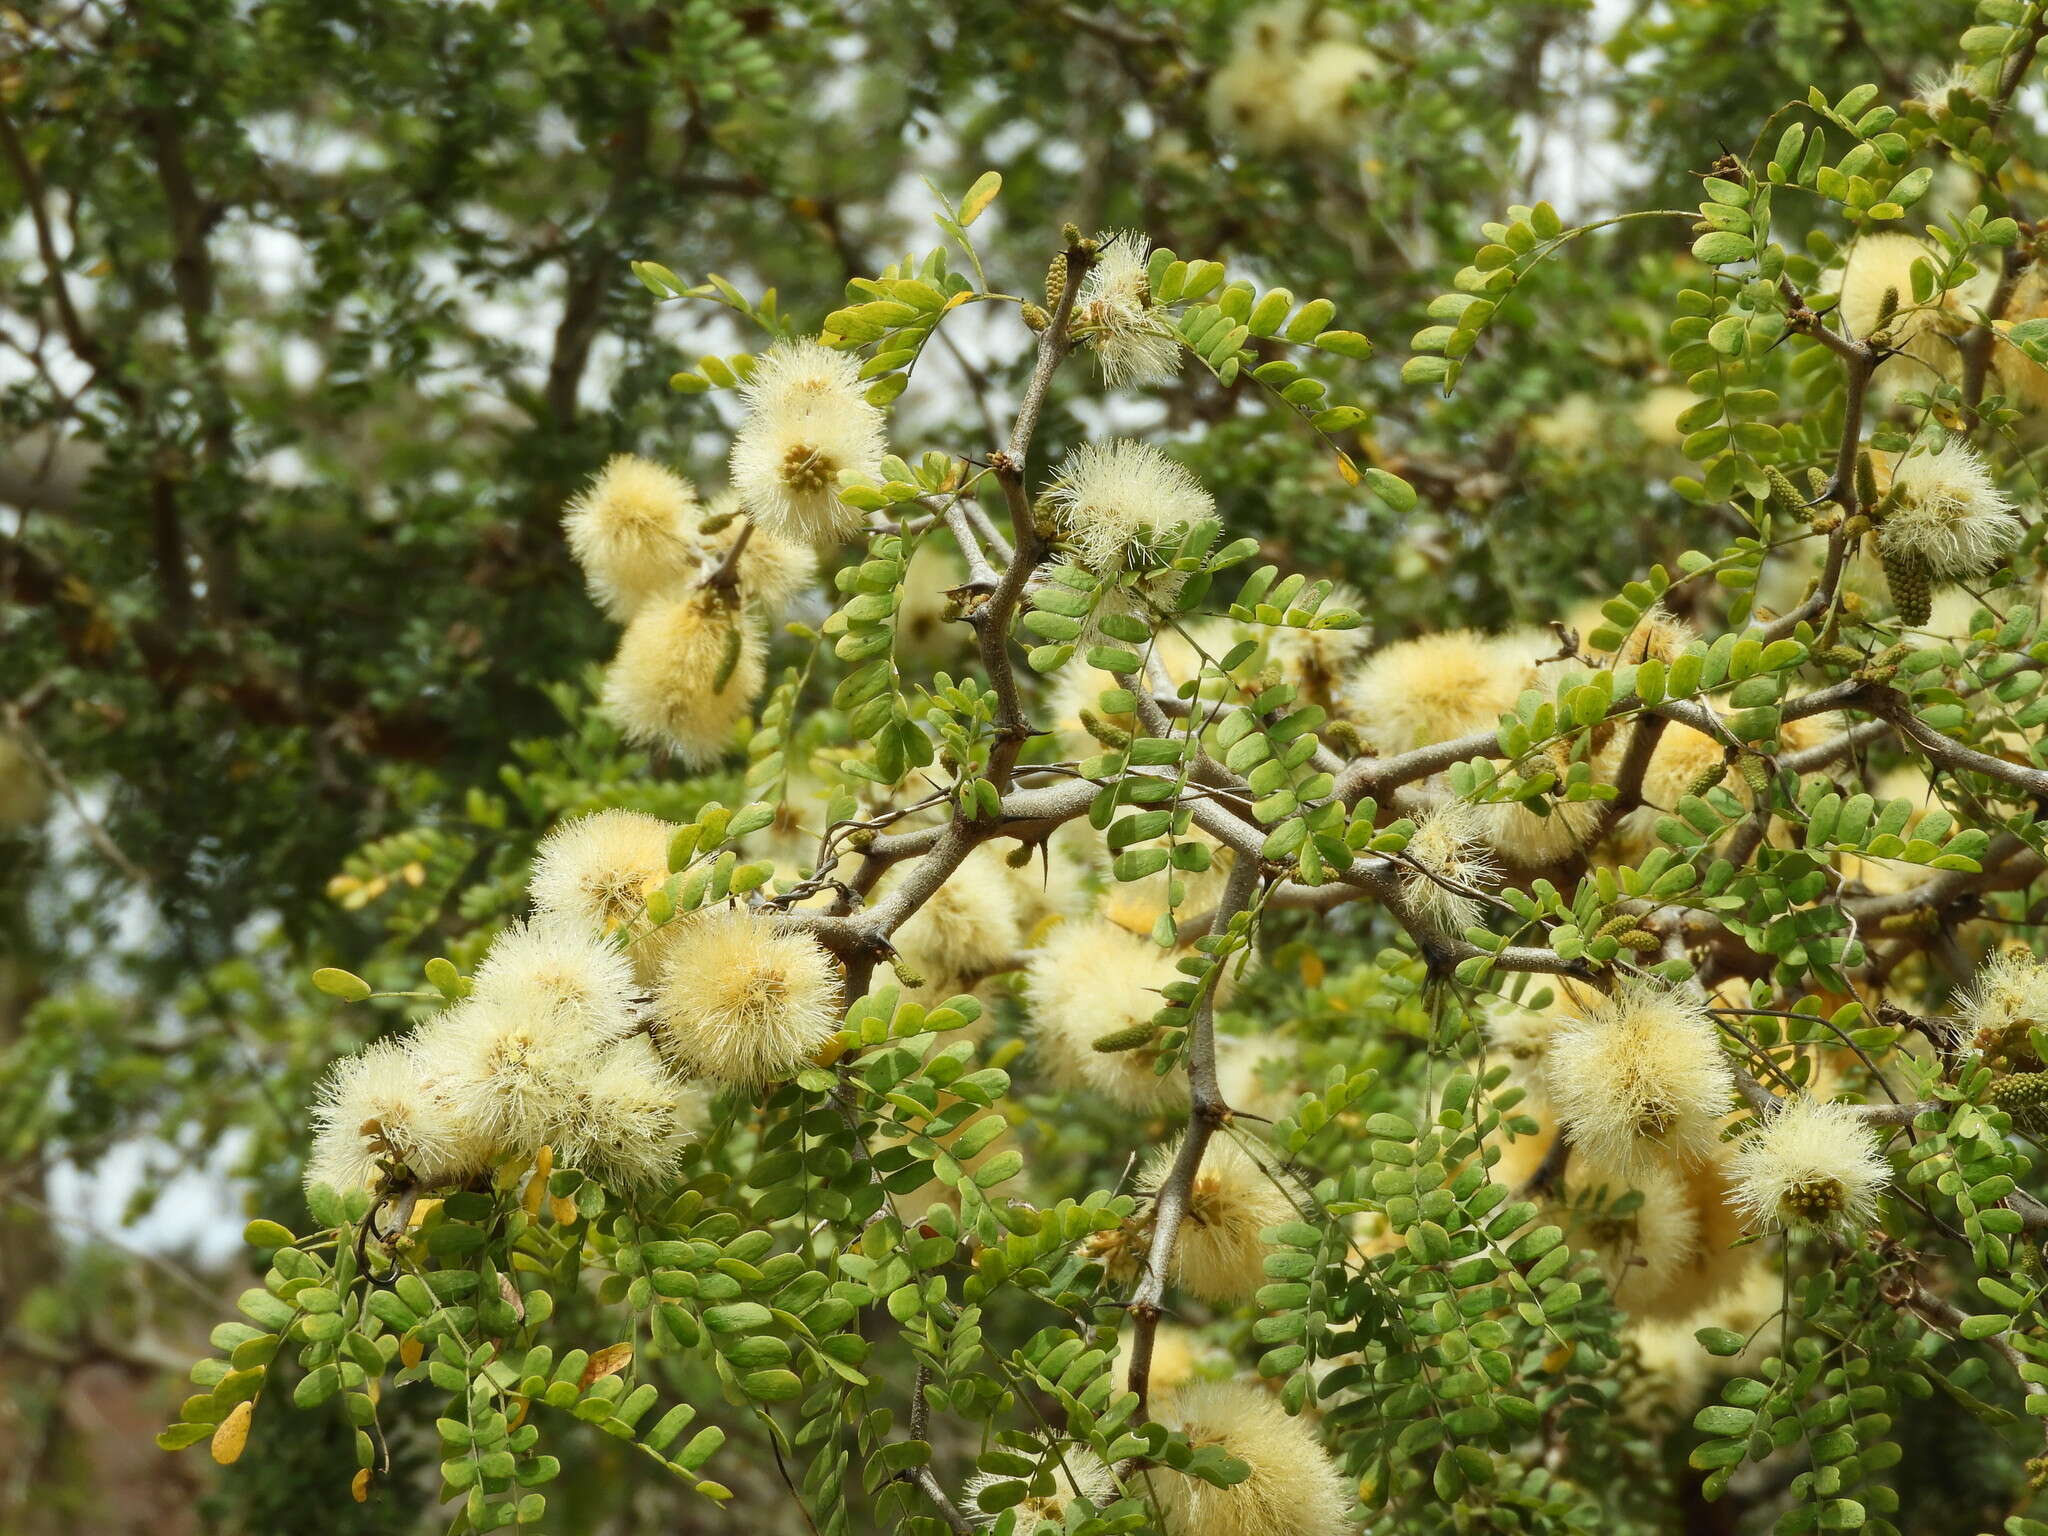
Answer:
[
  {"left": 14, "top": 1, "right": 2048, "bottom": 1533},
  {"left": 162, "top": 27, "right": 2048, "bottom": 1515}
]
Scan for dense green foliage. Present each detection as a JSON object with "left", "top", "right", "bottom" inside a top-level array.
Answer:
[{"left": 13, "top": 2, "right": 2048, "bottom": 1534}]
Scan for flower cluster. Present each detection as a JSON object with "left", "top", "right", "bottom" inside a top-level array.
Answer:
[
  {"left": 1150, "top": 1380, "right": 1352, "bottom": 1536},
  {"left": 1875, "top": 436, "right": 2022, "bottom": 581},
  {"left": 1135, "top": 1133, "right": 1304, "bottom": 1303},
  {"left": 263, "top": 168, "right": 2042, "bottom": 1532},
  {"left": 1206, "top": 0, "right": 1377, "bottom": 156},
  {"left": 1070, "top": 232, "right": 1180, "bottom": 388},
  {"left": 306, "top": 913, "right": 697, "bottom": 1194},
  {"left": 1340, "top": 627, "right": 1607, "bottom": 867},
  {"left": 729, "top": 338, "right": 888, "bottom": 544},
  {"left": 307, "top": 809, "right": 842, "bottom": 1198},
  {"left": 1545, "top": 982, "right": 1733, "bottom": 1170},
  {"left": 1046, "top": 438, "right": 1214, "bottom": 617},
  {"left": 1956, "top": 945, "right": 2048, "bottom": 1068},
  {"left": 563, "top": 453, "right": 815, "bottom": 766},
  {"left": 1727, "top": 1096, "right": 1890, "bottom": 1233}
]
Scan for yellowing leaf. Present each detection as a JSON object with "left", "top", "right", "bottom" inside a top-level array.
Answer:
[
  {"left": 210, "top": 1400, "right": 253, "bottom": 1465},
  {"left": 580, "top": 1342, "right": 634, "bottom": 1388},
  {"left": 399, "top": 1336, "right": 423, "bottom": 1368},
  {"left": 522, "top": 1148, "right": 552, "bottom": 1218},
  {"left": 549, "top": 1194, "right": 578, "bottom": 1226},
  {"left": 350, "top": 1469, "right": 371, "bottom": 1503},
  {"left": 1334, "top": 450, "right": 1362, "bottom": 487},
  {"left": 311, "top": 967, "right": 372, "bottom": 1003},
  {"left": 959, "top": 171, "right": 1001, "bottom": 227}
]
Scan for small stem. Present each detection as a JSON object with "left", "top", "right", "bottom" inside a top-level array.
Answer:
[
  {"left": 940, "top": 502, "right": 999, "bottom": 590},
  {"left": 973, "top": 234, "right": 1097, "bottom": 790},
  {"left": 704, "top": 517, "right": 755, "bottom": 600},
  {"left": 1123, "top": 858, "right": 1259, "bottom": 1419}
]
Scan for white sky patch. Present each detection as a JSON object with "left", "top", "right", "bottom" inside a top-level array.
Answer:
[{"left": 45, "top": 1131, "right": 254, "bottom": 1270}]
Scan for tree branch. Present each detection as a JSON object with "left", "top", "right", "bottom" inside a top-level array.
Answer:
[
  {"left": 974, "top": 234, "right": 1096, "bottom": 790},
  {"left": 1122, "top": 855, "right": 1260, "bottom": 1418}
]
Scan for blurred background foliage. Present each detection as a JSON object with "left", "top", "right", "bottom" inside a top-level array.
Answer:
[{"left": 0, "top": 0, "right": 2012, "bottom": 1531}]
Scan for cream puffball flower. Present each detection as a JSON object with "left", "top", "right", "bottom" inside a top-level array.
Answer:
[
  {"left": 305, "top": 1035, "right": 494, "bottom": 1192},
  {"left": 1019, "top": 916, "right": 1190, "bottom": 1113},
  {"left": 1632, "top": 385, "right": 1696, "bottom": 450},
  {"left": 560, "top": 1035, "right": 706, "bottom": 1187},
  {"left": 424, "top": 920, "right": 646, "bottom": 1160},
  {"left": 412, "top": 995, "right": 598, "bottom": 1160},
  {"left": 895, "top": 537, "right": 968, "bottom": 658},
  {"left": 728, "top": 338, "right": 886, "bottom": 544},
  {"left": 1206, "top": 21, "right": 1302, "bottom": 155},
  {"left": 1641, "top": 1149, "right": 1760, "bottom": 1322},
  {"left": 1073, "top": 232, "right": 1180, "bottom": 388},
  {"left": 997, "top": 826, "right": 1097, "bottom": 929},
  {"left": 888, "top": 846, "right": 1022, "bottom": 997},
  {"left": 1046, "top": 440, "right": 1214, "bottom": 588},
  {"left": 529, "top": 809, "right": 674, "bottom": 938},
  {"left": 1569, "top": 1154, "right": 1704, "bottom": 1313},
  {"left": 561, "top": 455, "right": 702, "bottom": 620},
  {"left": 649, "top": 905, "right": 841, "bottom": 1086},
  {"left": 1215, "top": 1035, "right": 1306, "bottom": 1123},
  {"left": 1991, "top": 265, "right": 2048, "bottom": 413},
  {"left": 961, "top": 1439, "right": 1117, "bottom": 1531},
  {"left": 1150, "top": 1379, "right": 1352, "bottom": 1536},
  {"left": 1956, "top": 946, "right": 2048, "bottom": 1066},
  {"left": 1728, "top": 1097, "right": 1891, "bottom": 1232},
  {"left": 1478, "top": 740, "right": 1607, "bottom": 869},
  {"left": 1914, "top": 61, "right": 1991, "bottom": 109},
  {"left": 1599, "top": 601, "right": 1695, "bottom": 667},
  {"left": 1834, "top": 233, "right": 1943, "bottom": 349},
  {"left": 1340, "top": 629, "right": 1542, "bottom": 752},
  {"left": 1137, "top": 1134, "right": 1304, "bottom": 1302},
  {"left": 1206, "top": 1, "right": 1374, "bottom": 157},
  {"left": 1264, "top": 582, "right": 1371, "bottom": 706},
  {"left": 1618, "top": 1318, "right": 1719, "bottom": 1430},
  {"left": 1049, "top": 619, "right": 1216, "bottom": 752},
  {"left": 1527, "top": 393, "right": 1603, "bottom": 459},
  {"left": 1637, "top": 718, "right": 1733, "bottom": 812},
  {"left": 1291, "top": 37, "right": 1375, "bottom": 147},
  {"left": 1400, "top": 800, "right": 1499, "bottom": 934},
  {"left": 467, "top": 917, "right": 640, "bottom": 1047},
  {"left": 602, "top": 589, "right": 765, "bottom": 766},
  {"left": 1112, "top": 1323, "right": 1211, "bottom": 1399},
  {"left": 701, "top": 489, "right": 819, "bottom": 615},
  {"left": 1484, "top": 993, "right": 1568, "bottom": 1097},
  {"left": 1545, "top": 982, "right": 1733, "bottom": 1170},
  {"left": 1877, "top": 438, "right": 2022, "bottom": 580}
]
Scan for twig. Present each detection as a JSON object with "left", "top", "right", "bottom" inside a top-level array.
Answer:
[
  {"left": 704, "top": 517, "right": 756, "bottom": 600},
  {"left": 0, "top": 703, "right": 150, "bottom": 886},
  {"left": 940, "top": 502, "right": 999, "bottom": 591},
  {"left": 1757, "top": 280, "right": 1882, "bottom": 644},
  {"left": 898, "top": 1362, "right": 973, "bottom": 1533},
  {"left": 973, "top": 233, "right": 1097, "bottom": 790},
  {"left": 1122, "top": 856, "right": 1261, "bottom": 1418}
]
